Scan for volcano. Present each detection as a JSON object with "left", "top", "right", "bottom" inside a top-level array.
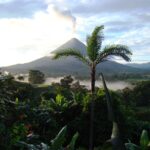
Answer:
[{"left": 2, "top": 38, "right": 143, "bottom": 77}]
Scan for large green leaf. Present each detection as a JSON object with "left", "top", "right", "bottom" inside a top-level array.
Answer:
[
  {"left": 140, "top": 130, "right": 149, "bottom": 150},
  {"left": 67, "top": 132, "right": 79, "bottom": 150},
  {"left": 125, "top": 143, "right": 140, "bottom": 150},
  {"left": 50, "top": 126, "right": 67, "bottom": 150}
]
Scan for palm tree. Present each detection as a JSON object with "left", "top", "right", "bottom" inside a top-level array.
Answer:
[{"left": 53, "top": 25, "right": 132, "bottom": 150}]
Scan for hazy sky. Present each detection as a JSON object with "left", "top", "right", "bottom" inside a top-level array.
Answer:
[{"left": 0, "top": 0, "right": 150, "bottom": 66}]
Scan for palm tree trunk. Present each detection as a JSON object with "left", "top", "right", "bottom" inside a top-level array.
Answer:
[
  {"left": 89, "top": 65, "right": 95, "bottom": 150},
  {"left": 91, "top": 65, "right": 95, "bottom": 93}
]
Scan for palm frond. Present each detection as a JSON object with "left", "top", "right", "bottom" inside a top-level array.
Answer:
[
  {"left": 86, "top": 25, "right": 104, "bottom": 61},
  {"left": 52, "top": 49, "right": 91, "bottom": 66},
  {"left": 95, "top": 44, "right": 132, "bottom": 64}
]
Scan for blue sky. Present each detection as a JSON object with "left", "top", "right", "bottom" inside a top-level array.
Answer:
[{"left": 0, "top": 0, "right": 150, "bottom": 66}]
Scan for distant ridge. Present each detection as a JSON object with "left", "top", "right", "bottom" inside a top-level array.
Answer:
[
  {"left": 2, "top": 38, "right": 145, "bottom": 76},
  {"left": 127, "top": 62, "right": 150, "bottom": 70}
]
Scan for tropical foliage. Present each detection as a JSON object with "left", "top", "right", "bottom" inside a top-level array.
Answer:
[
  {"left": 125, "top": 130, "right": 150, "bottom": 150},
  {"left": 0, "top": 73, "right": 150, "bottom": 149}
]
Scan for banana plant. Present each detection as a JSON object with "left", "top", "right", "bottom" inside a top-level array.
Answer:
[
  {"left": 125, "top": 129, "right": 150, "bottom": 150},
  {"left": 50, "top": 125, "right": 79, "bottom": 150},
  {"left": 50, "top": 126, "right": 67, "bottom": 150},
  {"left": 66, "top": 132, "right": 79, "bottom": 150},
  {"left": 100, "top": 73, "right": 126, "bottom": 150},
  {"left": 17, "top": 126, "right": 79, "bottom": 150}
]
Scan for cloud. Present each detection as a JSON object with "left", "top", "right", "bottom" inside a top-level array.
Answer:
[
  {"left": 47, "top": 5, "right": 76, "bottom": 32},
  {"left": 0, "top": 0, "right": 149, "bottom": 65},
  {"left": 72, "top": 0, "right": 150, "bottom": 15},
  {"left": 0, "top": 4, "right": 75, "bottom": 66},
  {"left": 135, "top": 13, "right": 150, "bottom": 23},
  {"left": 0, "top": 0, "right": 47, "bottom": 18},
  {"left": 115, "top": 27, "right": 150, "bottom": 63},
  {"left": 0, "top": 0, "right": 76, "bottom": 31}
]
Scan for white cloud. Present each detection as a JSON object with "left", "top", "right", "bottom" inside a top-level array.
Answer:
[
  {"left": 0, "top": 0, "right": 150, "bottom": 66},
  {"left": 47, "top": 4, "right": 76, "bottom": 31},
  {"left": 115, "top": 27, "right": 150, "bottom": 63},
  {"left": 0, "top": 5, "right": 75, "bottom": 66}
]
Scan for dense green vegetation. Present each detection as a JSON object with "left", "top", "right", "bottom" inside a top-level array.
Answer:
[
  {"left": 0, "top": 73, "right": 150, "bottom": 149},
  {"left": 0, "top": 26, "right": 149, "bottom": 150}
]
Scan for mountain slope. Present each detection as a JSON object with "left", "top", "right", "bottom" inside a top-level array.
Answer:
[
  {"left": 2, "top": 38, "right": 144, "bottom": 76},
  {"left": 127, "top": 62, "right": 150, "bottom": 70},
  {"left": 51, "top": 38, "right": 87, "bottom": 55}
]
